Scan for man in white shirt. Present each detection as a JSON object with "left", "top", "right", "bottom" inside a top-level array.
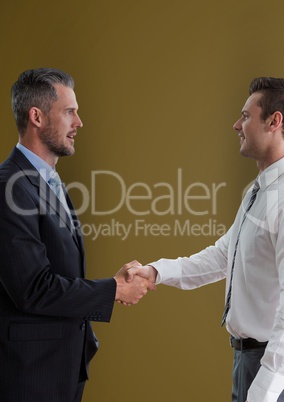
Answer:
[{"left": 126, "top": 77, "right": 284, "bottom": 402}]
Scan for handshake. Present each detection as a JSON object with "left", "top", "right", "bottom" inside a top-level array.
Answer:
[{"left": 114, "top": 260, "right": 157, "bottom": 306}]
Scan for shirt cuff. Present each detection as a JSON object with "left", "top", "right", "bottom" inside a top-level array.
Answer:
[
  {"left": 148, "top": 258, "right": 183, "bottom": 288},
  {"left": 248, "top": 366, "right": 284, "bottom": 402}
]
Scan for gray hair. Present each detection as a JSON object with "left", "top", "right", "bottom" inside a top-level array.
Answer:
[{"left": 11, "top": 68, "right": 74, "bottom": 134}]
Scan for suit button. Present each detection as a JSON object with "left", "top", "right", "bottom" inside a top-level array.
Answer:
[{"left": 80, "top": 324, "right": 86, "bottom": 331}]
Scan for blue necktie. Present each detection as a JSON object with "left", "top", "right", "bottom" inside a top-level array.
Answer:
[
  {"left": 48, "top": 171, "right": 73, "bottom": 225},
  {"left": 221, "top": 180, "right": 260, "bottom": 326}
]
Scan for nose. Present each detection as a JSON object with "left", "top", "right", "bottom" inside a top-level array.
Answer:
[
  {"left": 233, "top": 117, "right": 242, "bottom": 132},
  {"left": 75, "top": 113, "right": 83, "bottom": 128}
]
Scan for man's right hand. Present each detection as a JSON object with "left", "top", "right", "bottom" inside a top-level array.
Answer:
[
  {"left": 114, "top": 261, "right": 156, "bottom": 306},
  {"left": 125, "top": 264, "right": 158, "bottom": 284}
]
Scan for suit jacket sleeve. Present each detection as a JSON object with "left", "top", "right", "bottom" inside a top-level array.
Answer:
[{"left": 0, "top": 173, "right": 116, "bottom": 322}]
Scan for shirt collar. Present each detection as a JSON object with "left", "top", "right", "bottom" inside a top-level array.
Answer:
[
  {"left": 258, "top": 157, "right": 284, "bottom": 191},
  {"left": 16, "top": 143, "right": 55, "bottom": 182}
]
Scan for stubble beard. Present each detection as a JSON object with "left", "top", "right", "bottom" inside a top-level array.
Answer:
[{"left": 39, "top": 120, "right": 75, "bottom": 158}]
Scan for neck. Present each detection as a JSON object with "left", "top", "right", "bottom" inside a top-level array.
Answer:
[
  {"left": 19, "top": 137, "right": 58, "bottom": 167},
  {"left": 256, "top": 154, "right": 284, "bottom": 172}
]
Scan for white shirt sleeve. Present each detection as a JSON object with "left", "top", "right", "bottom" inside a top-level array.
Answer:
[
  {"left": 247, "top": 367, "right": 284, "bottom": 402},
  {"left": 149, "top": 226, "right": 232, "bottom": 289}
]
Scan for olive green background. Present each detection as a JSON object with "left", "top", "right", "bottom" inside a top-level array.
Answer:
[{"left": 0, "top": 0, "right": 283, "bottom": 401}]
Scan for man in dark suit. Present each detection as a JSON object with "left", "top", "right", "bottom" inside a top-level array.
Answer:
[{"left": 0, "top": 68, "right": 155, "bottom": 402}]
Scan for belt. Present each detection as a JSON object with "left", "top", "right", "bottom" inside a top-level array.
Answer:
[{"left": 230, "top": 337, "right": 268, "bottom": 350}]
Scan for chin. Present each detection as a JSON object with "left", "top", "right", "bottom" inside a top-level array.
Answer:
[
  {"left": 66, "top": 148, "right": 75, "bottom": 157},
  {"left": 55, "top": 146, "right": 75, "bottom": 158},
  {"left": 240, "top": 147, "right": 250, "bottom": 158}
]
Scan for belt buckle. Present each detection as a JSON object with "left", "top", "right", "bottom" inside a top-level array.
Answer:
[{"left": 229, "top": 336, "right": 241, "bottom": 350}]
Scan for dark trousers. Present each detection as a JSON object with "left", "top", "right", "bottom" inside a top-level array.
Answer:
[{"left": 232, "top": 346, "right": 284, "bottom": 402}]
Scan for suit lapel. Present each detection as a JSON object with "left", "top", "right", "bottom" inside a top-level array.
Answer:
[
  {"left": 64, "top": 186, "right": 85, "bottom": 253},
  {"left": 8, "top": 147, "right": 83, "bottom": 252}
]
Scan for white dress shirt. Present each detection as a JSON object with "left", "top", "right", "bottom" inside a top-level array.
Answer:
[{"left": 150, "top": 157, "right": 284, "bottom": 402}]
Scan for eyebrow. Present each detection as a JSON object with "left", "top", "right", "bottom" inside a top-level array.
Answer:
[{"left": 65, "top": 107, "right": 78, "bottom": 112}]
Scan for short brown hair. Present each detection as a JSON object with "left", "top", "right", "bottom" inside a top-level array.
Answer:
[{"left": 249, "top": 77, "right": 284, "bottom": 126}]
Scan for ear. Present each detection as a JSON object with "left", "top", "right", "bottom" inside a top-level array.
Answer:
[
  {"left": 28, "top": 107, "right": 45, "bottom": 128},
  {"left": 268, "top": 111, "right": 283, "bottom": 132}
]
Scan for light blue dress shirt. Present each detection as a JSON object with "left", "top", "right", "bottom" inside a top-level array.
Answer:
[
  {"left": 16, "top": 143, "right": 55, "bottom": 182},
  {"left": 16, "top": 143, "right": 74, "bottom": 225}
]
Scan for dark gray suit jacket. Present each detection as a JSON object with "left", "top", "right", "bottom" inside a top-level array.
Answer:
[{"left": 0, "top": 147, "right": 116, "bottom": 401}]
